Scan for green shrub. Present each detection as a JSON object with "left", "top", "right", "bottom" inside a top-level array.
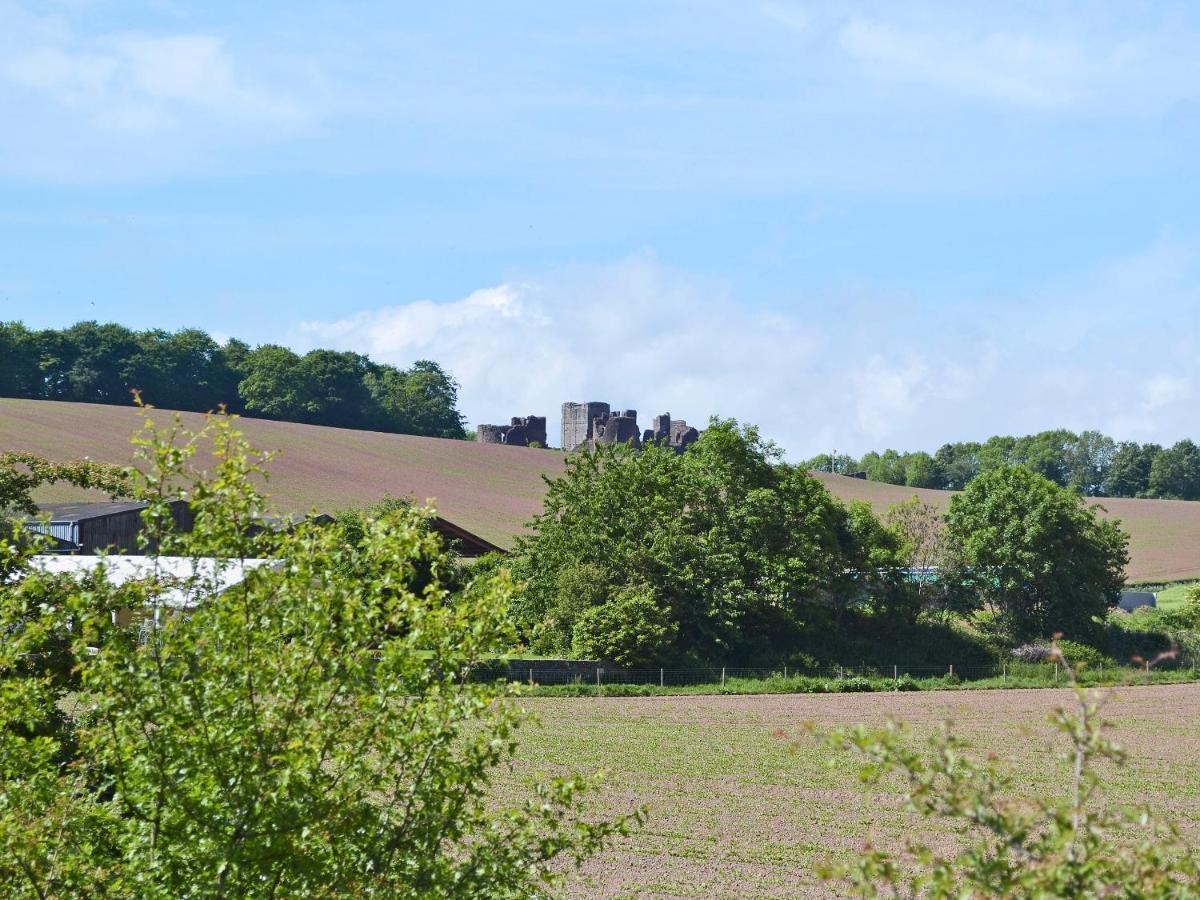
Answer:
[
  {"left": 1054, "top": 639, "right": 1109, "bottom": 668},
  {"left": 815, "top": 649, "right": 1199, "bottom": 897},
  {"left": 0, "top": 409, "right": 636, "bottom": 897},
  {"left": 839, "top": 676, "right": 873, "bottom": 692},
  {"left": 894, "top": 675, "right": 921, "bottom": 691},
  {"left": 571, "top": 584, "right": 678, "bottom": 667}
]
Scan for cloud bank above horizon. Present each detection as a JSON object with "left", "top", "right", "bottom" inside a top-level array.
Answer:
[
  {"left": 3, "top": 1, "right": 1200, "bottom": 457},
  {"left": 297, "top": 251, "right": 1199, "bottom": 459}
]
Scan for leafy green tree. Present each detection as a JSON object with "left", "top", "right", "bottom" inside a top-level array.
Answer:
[
  {"left": 513, "top": 420, "right": 899, "bottom": 661},
  {"left": 533, "top": 562, "right": 615, "bottom": 655},
  {"left": 804, "top": 452, "right": 859, "bottom": 475},
  {"left": 944, "top": 466, "right": 1128, "bottom": 640},
  {"left": 1065, "top": 430, "right": 1116, "bottom": 496},
  {"left": 0, "top": 322, "right": 42, "bottom": 398},
  {"left": 861, "top": 449, "right": 906, "bottom": 485},
  {"left": 570, "top": 584, "right": 678, "bottom": 666},
  {"left": 128, "top": 328, "right": 238, "bottom": 412},
  {"left": 0, "top": 321, "right": 469, "bottom": 440},
  {"left": 0, "top": 451, "right": 129, "bottom": 520},
  {"left": 55, "top": 320, "right": 143, "bottom": 403},
  {"left": 0, "top": 408, "right": 635, "bottom": 897},
  {"left": 903, "top": 451, "right": 938, "bottom": 488},
  {"left": 815, "top": 646, "right": 1198, "bottom": 897},
  {"left": 376, "top": 360, "right": 468, "bottom": 439},
  {"left": 1103, "top": 441, "right": 1159, "bottom": 497},
  {"left": 933, "top": 442, "right": 979, "bottom": 490},
  {"left": 885, "top": 495, "right": 948, "bottom": 613},
  {"left": 237, "top": 343, "right": 314, "bottom": 420},
  {"left": 295, "top": 349, "right": 377, "bottom": 428},
  {"left": 1148, "top": 439, "right": 1200, "bottom": 500}
]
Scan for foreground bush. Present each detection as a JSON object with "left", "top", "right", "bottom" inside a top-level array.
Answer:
[
  {"left": 0, "top": 408, "right": 634, "bottom": 898},
  {"left": 814, "top": 645, "right": 1199, "bottom": 897}
]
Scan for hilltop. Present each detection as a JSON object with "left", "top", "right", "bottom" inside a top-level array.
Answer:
[
  {"left": 0, "top": 399, "right": 559, "bottom": 549},
  {"left": 2, "top": 399, "right": 1199, "bottom": 582}
]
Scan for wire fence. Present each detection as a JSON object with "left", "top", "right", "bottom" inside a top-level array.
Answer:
[{"left": 514, "top": 659, "right": 1186, "bottom": 688}]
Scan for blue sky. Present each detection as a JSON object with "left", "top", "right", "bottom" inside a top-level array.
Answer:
[{"left": 2, "top": 1, "right": 1199, "bottom": 457}]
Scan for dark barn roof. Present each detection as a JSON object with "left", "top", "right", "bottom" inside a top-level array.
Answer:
[
  {"left": 37, "top": 501, "right": 153, "bottom": 520},
  {"left": 429, "top": 516, "right": 506, "bottom": 558},
  {"left": 28, "top": 501, "right": 503, "bottom": 559}
]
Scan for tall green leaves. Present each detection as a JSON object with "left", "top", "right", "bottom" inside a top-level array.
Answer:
[
  {"left": 944, "top": 465, "right": 1129, "bottom": 640},
  {"left": 511, "top": 420, "right": 902, "bottom": 661},
  {"left": 0, "top": 409, "right": 633, "bottom": 898}
]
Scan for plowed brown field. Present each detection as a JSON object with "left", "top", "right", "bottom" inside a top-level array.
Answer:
[
  {"left": 3, "top": 399, "right": 1199, "bottom": 580},
  {"left": 505, "top": 684, "right": 1200, "bottom": 898}
]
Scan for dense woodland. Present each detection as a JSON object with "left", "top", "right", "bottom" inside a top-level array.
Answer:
[
  {"left": 806, "top": 429, "right": 1200, "bottom": 500},
  {"left": 0, "top": 320, "right": 467, "bottom": 439}
]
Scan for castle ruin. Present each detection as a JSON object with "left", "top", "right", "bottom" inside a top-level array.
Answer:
[
  {"left": 560, "top": 402, "right": 700, "bottom": 453},
  {"left": 476, "top": 415, "right": 547, "bottom": 447}
]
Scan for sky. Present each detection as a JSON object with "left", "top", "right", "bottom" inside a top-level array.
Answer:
[{"left": 2, "top": 0, "right": 1199, "bottom": 458}]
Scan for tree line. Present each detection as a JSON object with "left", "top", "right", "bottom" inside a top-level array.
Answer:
[
  {"left": 499, "top": 420, "right": 1129, "bottom": 667},
  {"left": 0, "top": 320, "right": 467, "bottom": 438},
  {"left": 806, "top": 428, "right": 1200, "bottom": 500}
]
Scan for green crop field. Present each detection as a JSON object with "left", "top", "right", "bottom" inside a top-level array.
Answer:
[
  {"left": 1156, "top": 582, "right": 1199, "bottom": 610},
  {"left": 4, "top": 399, "right": 1200, "bottom": 580},
  {"left": 499, "top": 684, "right": 1200, "bottom": 898}
]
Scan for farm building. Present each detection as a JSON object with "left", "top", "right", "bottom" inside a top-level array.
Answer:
[
  {"left": 24, "top": 500, "right": 194, "bottom": 554},
  {"left": 1118, "top": 590, "right": 1157, "bottom": 612},
  {"left": 28, "top": 555, "right": 279, "bottom": 624},
  {"left": 25, "top": 501, "right": 503, "bottom": 559},
  {"left": 428, "top": 516, "right": 506, "bottom": 558}
]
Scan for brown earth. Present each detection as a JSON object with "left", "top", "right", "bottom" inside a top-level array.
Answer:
[
  {"left": 811, "top": 471, "right": 1200, "bottom": 584},
  {"left": 505, "top": 684, "right": 1200, "bottom": 898},
  {"left": 0, "top": 398, "right": 560, "bottom": 548},
  {"left": 3, "top": 399, "right": 1199, "bottom": 580}
]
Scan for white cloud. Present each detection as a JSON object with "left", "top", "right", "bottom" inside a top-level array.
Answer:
[
  {"left": 298, "top": 255, "right": 827, "bottom": 453},
  {"left": 1, "top": 26, "right": 307, "bottom": 134},
  {"left": 295, "top": 248, "right": 1200, "bottom": 459},
  {"left": 0, "top": 1, "right": 320, "bottom": 177},
  {"left": 760, "top": 2, "right": 810, "bottom": 35},
  {"left": 1144, "top": 373, "right": 1190, "bottom": 411},
  {"left": 851, "top": 355, "right": 932, "bottom": 439},
  {"left": 838, "top": 18, "right": 1102, "bottom": 108}
]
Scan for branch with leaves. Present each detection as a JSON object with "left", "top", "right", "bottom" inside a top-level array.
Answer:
[{"left": 807, "top": 640, "right": 1198, "bottom": 898}]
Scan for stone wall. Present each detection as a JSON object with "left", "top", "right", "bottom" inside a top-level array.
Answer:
[
  {"left": 476, "top": 415, "right": 547, "bottom": 447},
  {"left": 560, "top": 401, "right": 702, "bottom": 453}
]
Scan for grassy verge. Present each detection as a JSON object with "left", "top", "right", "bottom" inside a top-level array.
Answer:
[
  {"left": 525, "top": 667, "right": 1199, "bottom": 697},
  {"left": 1156, "top": 582, "right": 1200, "bottom": 610}
]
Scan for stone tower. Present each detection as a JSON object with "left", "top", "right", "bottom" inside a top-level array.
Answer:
[{"left": 560, "top": 401, "right": 610, "bottom": 452}]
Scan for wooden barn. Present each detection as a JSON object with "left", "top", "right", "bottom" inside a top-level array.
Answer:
[
  {"left": 26, "top": 501, "right": 194, "bottom": 555},
  {"left": 27, "top": 501, "right": 503, "bottom": 559}
]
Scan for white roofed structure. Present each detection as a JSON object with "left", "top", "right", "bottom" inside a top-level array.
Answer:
[{"left": 27, "top": 556, "right": 279, "bottom": 612}]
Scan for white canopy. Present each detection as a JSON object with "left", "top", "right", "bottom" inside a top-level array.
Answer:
[{"left": 27, "top": 556, "right": 279, "bottom": 610}]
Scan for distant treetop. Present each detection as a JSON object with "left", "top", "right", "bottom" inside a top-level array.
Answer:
[
  {"left": 805, "top": 429, "right": 1200, "bottom": 501},
  {"left": 0, "top": 320, "right": 467, "bottom": 439}
]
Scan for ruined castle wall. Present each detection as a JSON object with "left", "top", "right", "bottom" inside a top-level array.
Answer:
[{"left": 561, "top": 401, "right": 610, "bottom": 452}]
